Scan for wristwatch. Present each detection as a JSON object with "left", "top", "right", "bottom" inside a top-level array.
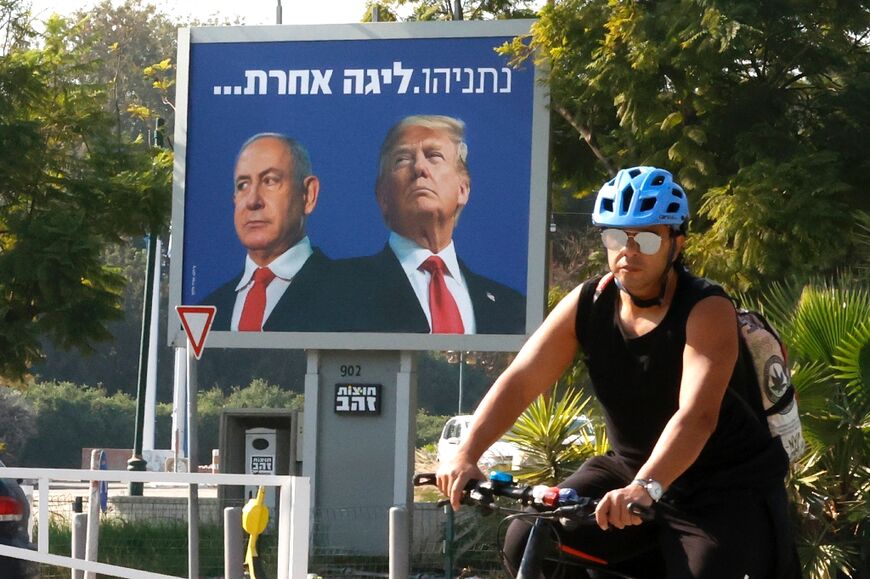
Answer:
[{"left": 632, "top": 478, "right": 663, "bottom": 502}]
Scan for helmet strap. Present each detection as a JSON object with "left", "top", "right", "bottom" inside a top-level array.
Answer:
[{"left": 614, "top": 236, "right": 677, "bottom": 309}]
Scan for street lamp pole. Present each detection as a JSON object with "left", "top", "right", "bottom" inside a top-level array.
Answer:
[
  {"left": 458, "top": 351, "right": 464, "bottom": 414},
  {"left": 276, "top": 0, "right": 282, "bottom": 24}
]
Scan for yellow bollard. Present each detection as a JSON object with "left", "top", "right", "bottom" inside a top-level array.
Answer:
[{"left": 242, "top": 486, "right": 270, "bottom": 579}]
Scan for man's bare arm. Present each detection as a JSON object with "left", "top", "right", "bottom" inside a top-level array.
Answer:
[{"left": 436, "top": 283, "right": 585, "bottom": 508}]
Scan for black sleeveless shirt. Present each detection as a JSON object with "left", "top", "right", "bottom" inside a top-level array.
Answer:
[{"left": 575, "top": 268, "right": 788, "bottom": 498}]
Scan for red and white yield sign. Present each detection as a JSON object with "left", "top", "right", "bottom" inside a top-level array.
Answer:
[{"left": 176, "top": 305, "right": 216, "bottom": 359}]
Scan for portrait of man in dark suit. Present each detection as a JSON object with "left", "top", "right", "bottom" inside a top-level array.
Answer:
[
  {"left": 338, "top": 115, "right": 526, "bottom": 334},
  {"left": 199, "top": 133, "right": 332, "bottom": 331}
]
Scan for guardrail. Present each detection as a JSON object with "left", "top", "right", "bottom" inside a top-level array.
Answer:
[{"left": 0, "top": 467, "right": 310, "bottom": 579}]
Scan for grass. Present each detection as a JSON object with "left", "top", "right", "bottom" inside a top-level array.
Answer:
[{"left": 41, "top": 518, "right": 279, "bottom": 578}]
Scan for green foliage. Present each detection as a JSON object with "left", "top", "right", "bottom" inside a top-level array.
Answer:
[
  {"left": 416, "top": 409, "right": 449, "bottom": 447},
  {"left": 18, "top": 381, "right": 148, "bottom": 467},
  {"left": 16, "top": 378, "right": 302, "bottom": 468},
  {"left": 196, "top": 378, "right": 303, "bottom": 466},
  {"left": 0, "top": 11, "right": 172, "bottom": 380},
  {"left": 0, "top": 387, "right": 36, "bottom": 464},
  {"left": 67, "top": 0, "right": 180, "bottom": 140},
  {"left": 504, "top": 385, "right": 600, "bottom": 485},
  {"left": 751, "top": 275, "right": 870, "bottom": 578},
  {"left": 503, "top": 0, "right": 870, "bottom": 292},
  {"left": 375, "top": 0, "right": 537, "bottom": 21}
]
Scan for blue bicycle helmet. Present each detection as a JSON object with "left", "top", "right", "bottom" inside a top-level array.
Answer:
[{"left": 592, "top": 166, "right": 688, "bottom": 230}]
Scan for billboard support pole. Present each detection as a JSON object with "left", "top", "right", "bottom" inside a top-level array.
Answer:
[
  {"left": 186, "top": 341, "right": 200, "bottom": 579},
  {"left": 127, "top": 231, "right": 157, "bottom": 496}
]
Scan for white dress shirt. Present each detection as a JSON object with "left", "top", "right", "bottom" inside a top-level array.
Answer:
[
  {"left": 230, "top": 237, "right": 313, "bottom": 331},
  {"left": 389, "top": 232, "right": 476, "bottom": 334}
]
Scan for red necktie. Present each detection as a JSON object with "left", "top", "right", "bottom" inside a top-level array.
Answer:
[
  {"left": 238, "top": 267, "right": 276, "bottom": 331},
  {"left": 419, "top": 256, "right": 465, "bottom": 334}
]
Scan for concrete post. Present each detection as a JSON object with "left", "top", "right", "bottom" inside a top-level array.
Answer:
[
  {"left": 389, "top": 506, "right": 409, "bottom": 579},
  {"left": 71, "top": 512, "right": 87, "bottom": 579},
  {"left": 224, "top": 507, "right": 243, "bottom": 579}
]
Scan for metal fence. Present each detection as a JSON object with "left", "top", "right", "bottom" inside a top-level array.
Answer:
[
  {"left": 30, "top": 494, "right": 503, "bottom": 578},
  {"left": 4, "top": 467, "right": 308, "bottom": 579}
]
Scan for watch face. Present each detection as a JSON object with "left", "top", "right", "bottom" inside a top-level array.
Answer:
[{"left": 646, "top": 481, "right": 663, "bottom": 501}]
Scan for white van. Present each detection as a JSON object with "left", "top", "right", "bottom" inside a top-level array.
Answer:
[{"left": 436, "top": 415, "right": 521, "bottom": 470}]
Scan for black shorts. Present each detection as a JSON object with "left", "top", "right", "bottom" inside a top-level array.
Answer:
[{"left": 503, "top": 454, "right": 799, "bottom": 579}]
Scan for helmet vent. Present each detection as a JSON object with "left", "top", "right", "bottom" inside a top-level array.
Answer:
[
  {"left": 601, "top": 198, "right": 614, "bottom": 213},
  {"left": 651, "top": 175, "right": 665, "bottom": 186},
  {"left": 666, "top": 202, "right": 682, "bottom": 214},
  {"left": 628, "top": 168, "right": 641, "bottom": 178},
  {"left": 621, "top": 186, "right": 634, "bottom": 213},
  {"left": 640, "top": 198, "right": 656, "bottom": 212},
  {"left": 672, "top": 188, "right": 684, "bottom": 198}
]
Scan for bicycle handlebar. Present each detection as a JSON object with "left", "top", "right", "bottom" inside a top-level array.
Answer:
[{"left": 413, "top": 472, "right": 654, "bottom": 522}]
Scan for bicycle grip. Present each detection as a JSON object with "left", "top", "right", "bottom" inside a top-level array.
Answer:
[
  {"left": 412, "top": 473, "right": 480, "bottom": 491},
  {"left": 627, "top": 502, "right": 654, "bottom": 522},
  {"left": 413, "top": 473, "right": 438, "bottom": 487}
]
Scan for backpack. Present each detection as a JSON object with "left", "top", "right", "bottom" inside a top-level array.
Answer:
[
  {"left": 582, "top": 272, "right": 806, "bottom": 464},
  {"left": 734, "top": 306, "right": 806, "bottom": 463}
]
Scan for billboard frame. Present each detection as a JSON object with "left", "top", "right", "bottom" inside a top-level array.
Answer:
[{"left": 168, "top": 20, "right": 550, "bottom": 352}]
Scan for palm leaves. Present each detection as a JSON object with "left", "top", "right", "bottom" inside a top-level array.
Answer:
[
  {"left": 503, "top": 386, "right": 601, "bottom": 486},
  {"left": 750, "top": 275, "right": 870, "bottom": 578}
]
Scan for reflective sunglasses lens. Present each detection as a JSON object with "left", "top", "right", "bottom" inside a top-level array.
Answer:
[
  {"left": 601, "top": 229, "right": 628, "bottom": 251},
  {"left": 635, "top": 232, "right": 663, "bottom": 255}
]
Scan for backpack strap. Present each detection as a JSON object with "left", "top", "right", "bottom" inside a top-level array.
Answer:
[{"left": 575, "top": 273, "right": 613, "bottom": 346}]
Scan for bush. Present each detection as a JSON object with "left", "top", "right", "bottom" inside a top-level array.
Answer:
[{"left": 416, "top": 410, "right": 449, "bottom": 448}]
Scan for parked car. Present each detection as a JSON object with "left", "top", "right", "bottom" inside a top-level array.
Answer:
[
  {"left": 437, "top": 415, "right": 521, "bottom": 470},
  {"left": 562, "top": 414, "right": 597, "bottom": 446},
  {"left": 0, "top": 460, "right": 36, "bottom": 578}
]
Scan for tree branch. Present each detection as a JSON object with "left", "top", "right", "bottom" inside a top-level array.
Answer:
[{"left": 553, "top": 103, "right": 615, "bottom": 177}]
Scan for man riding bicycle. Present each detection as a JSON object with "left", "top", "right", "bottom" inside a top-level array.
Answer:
[{"left": 436, "top": 167, "right": 800, "bottom": 578}]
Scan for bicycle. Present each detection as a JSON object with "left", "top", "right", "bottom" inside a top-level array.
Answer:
[{"left": 413, "top": 471, "right": 656, "bottom": 579}]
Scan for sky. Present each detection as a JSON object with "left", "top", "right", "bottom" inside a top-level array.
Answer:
[{"left": 27, "top": 0, "right": 375, "bottom": 26}]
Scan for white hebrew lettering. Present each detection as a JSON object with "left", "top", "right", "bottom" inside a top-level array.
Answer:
[
  {"left": 462, "top": 68, "right": 474, "bottom": 93},
  {"left": 243, "top": 70, "right": 268, "bottom": 95},
  {"left": 310, "top": 69, "right": 333, "bottom": 94},
  {"left": 288, "top": 70, "right": 310, "bottom": 95},
  {"left": 499, "top": 67, "right": 512, "bottom": 93},
  {"left": 434, "top": 68, "right": 452, "bottom": 93},
  {"left": 268, "top": 70, "right": 287, "bottom": 95},
  {"left": 476, "top": 67, "right": 498, "bottom": 94},
  {"left": 364, "top": 69, "right": 381, "bottom": 95},
  {"left": 343, "top": 69, "right": 364, "bottom": 94},
  {"left": 392, "top": 61, "right": 413, "bottom": 94}
]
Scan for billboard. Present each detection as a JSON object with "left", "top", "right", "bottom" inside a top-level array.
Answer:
[{"left": 168, "top": 20, "right": 550, "bottom": 351}]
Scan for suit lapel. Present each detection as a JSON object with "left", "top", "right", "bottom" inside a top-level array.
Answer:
[{"left": 378, "top": 246, "right": 430, "bottom": 332}]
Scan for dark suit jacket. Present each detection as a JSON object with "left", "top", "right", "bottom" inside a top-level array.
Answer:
[
  {"left": 334, "top": 245, "right": 526, "bottom": 334},
  {"left": 199, "top": 248, "right": 337, "bottom": 331}
]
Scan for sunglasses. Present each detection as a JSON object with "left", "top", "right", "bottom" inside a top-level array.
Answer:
[{"left": 600, "top": 228, "right": 664, "bottom": 255}]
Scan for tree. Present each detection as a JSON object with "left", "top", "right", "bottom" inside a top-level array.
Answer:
[
  {"left": 0, "top": 9, "right": 172, "bottom": 380},
  {"left": 0, "top": 387, "right": 36, "bottom": 465},
  {"left": 67, "top": 0, "right": 179, "bottom": 142},
  {"left": 373, "top": 0, "right": 537, "bottom": 21},
  {"left": 503, "top": 0, "right": 870, "bottom": 292}
]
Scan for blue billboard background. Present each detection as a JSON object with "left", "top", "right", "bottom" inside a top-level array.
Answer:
[{"left": 182, "top": 34, "right": 535, "bottom": 305}]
